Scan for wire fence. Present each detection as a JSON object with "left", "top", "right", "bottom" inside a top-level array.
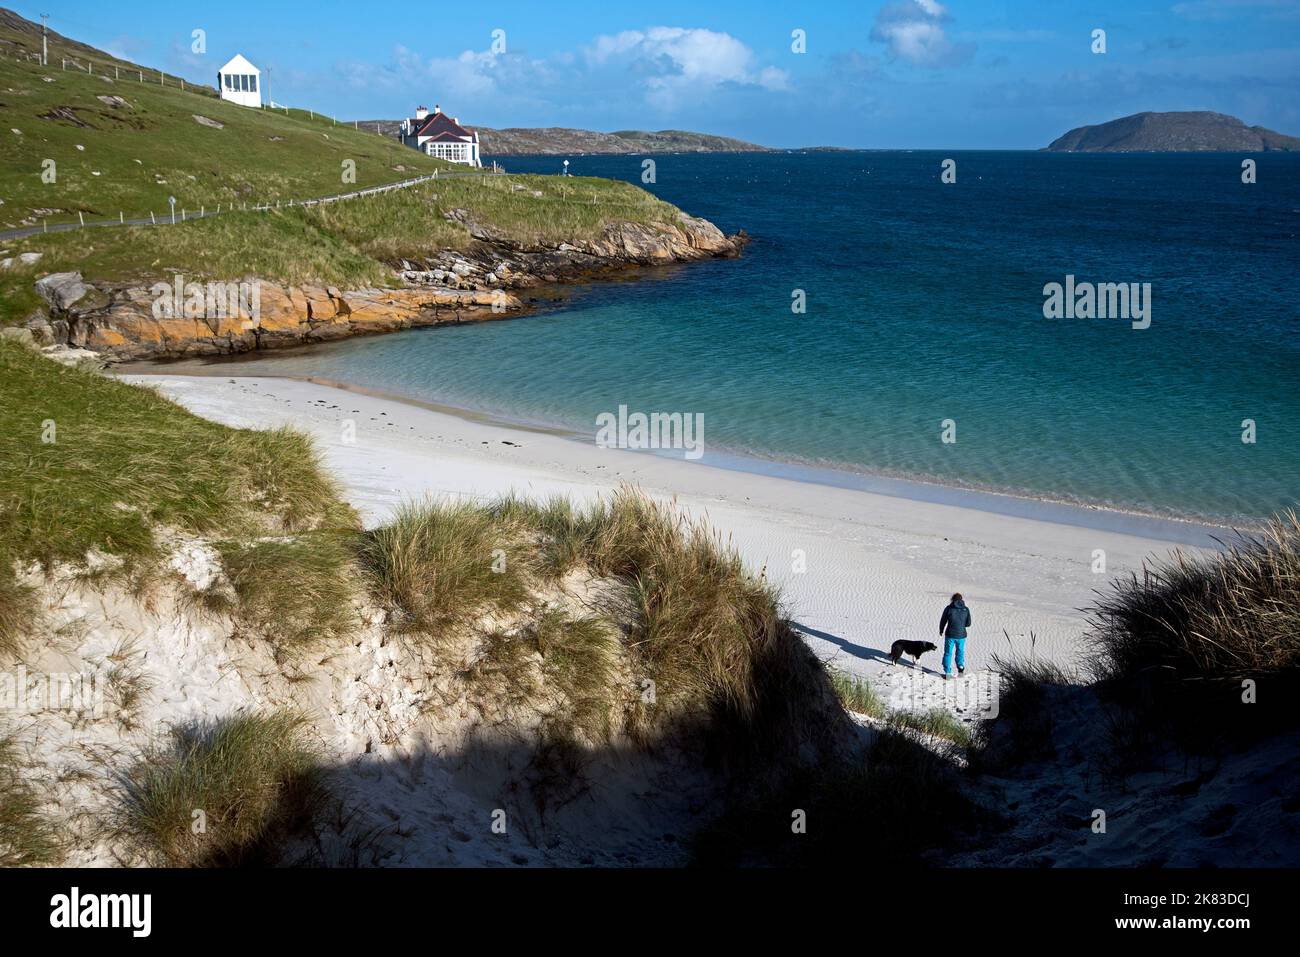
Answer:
[
  {"left": 0, "top": 170, "right": 505, "bottom": 241},
  {"left": 26, "top": 50, "right": 209, "bottom": 93}
]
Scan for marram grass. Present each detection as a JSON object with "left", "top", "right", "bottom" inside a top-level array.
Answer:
[
  {"left": 0, "top": 735, "right": 63, "bottom": 866},
  {"left": 113, "top": 711, "right": 326, "bottom": 867},
  {"left": 1085, "top": 511, "right": 1300, "bottom": 680}
]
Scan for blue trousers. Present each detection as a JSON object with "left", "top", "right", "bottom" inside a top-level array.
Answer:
[{"left": 943, "top": 637, "right": 966, "bottom": 675}]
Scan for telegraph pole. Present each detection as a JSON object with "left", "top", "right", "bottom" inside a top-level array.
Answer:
[{"left": 40, "top": 14, "right": 49, "bottom": 66}]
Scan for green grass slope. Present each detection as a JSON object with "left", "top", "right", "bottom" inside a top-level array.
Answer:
[
  {"left": 0, "top": 336, "right": 355, "bottom": 640},
  {"left": 0, "top": 9, "right": 444, "bottom": 229}
]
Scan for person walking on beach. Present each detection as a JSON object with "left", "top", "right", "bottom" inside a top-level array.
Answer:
[{"left": 940, "top": 593, "right": 971, "bottom": 679}]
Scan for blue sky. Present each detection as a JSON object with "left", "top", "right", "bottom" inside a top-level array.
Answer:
[{"left": 19, "top": 0, "right": 1300, "bottom": 147}]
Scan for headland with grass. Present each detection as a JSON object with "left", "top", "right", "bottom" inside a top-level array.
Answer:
[{"left": 0, "top": 11, "right": 745, "bottom": 361}]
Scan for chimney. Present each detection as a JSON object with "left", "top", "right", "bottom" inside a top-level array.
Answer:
[
  {"left": 433, "top": 104, "right": 441, "bottom": 114},
  {"left": 453, "top": 117, "right": 459, "bottom": 124},
  {"left": 415, "top": 105, "right": 428, "bottom": 120}
]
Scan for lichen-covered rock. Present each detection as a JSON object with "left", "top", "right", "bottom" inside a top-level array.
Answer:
[{"left": 67, "top": 280, "right": 523, "bottom": 360}]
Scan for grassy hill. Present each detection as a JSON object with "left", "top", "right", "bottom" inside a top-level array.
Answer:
[{"left": 0, "top": 8, "right": 445, "bottom": 230}]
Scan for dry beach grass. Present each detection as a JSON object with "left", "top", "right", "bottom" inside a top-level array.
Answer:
[{"left": 113, "top": 711, "right": 326, "bottom": 867}]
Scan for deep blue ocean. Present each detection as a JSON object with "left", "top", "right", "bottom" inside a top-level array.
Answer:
[{"left": 228, "top": 151, "right": 1300, "bottom": 524}]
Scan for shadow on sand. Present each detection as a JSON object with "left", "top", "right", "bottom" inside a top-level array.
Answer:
[{"left": 790, "top": 622, "right": 946, "bottom": 677}]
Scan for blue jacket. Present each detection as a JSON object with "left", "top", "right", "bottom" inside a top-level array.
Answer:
[{"left": 940, "top": 600, "right": 971, "bottom": 639}]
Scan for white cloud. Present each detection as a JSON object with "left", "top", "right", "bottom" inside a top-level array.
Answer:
[
  {"left": 586, "top": 27, "right": 789, "bottom": 109},
  {"left": 871, "top": 0, "right": 975, "bottom": 66},
  {"left": 339, "top": 42, "right": 557, "bottom": 114},
  {"left": 332, "top": 25, "right": 788, "bottom": 123}
]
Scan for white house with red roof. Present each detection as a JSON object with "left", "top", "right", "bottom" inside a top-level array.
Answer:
[{"left": 399, "top": 105, "right": 481, "bottom": 167}]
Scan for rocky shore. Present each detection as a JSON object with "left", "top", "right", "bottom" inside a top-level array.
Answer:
[{"left": 11, "top": 211, "right": 747, "bottom": 362}]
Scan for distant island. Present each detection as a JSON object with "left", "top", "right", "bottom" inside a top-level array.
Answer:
[
  {"left": 1045, "top": 111, "right": 1300, "bottom": 152},
  {"left": 362, "top": 120, "right": 770, "bottom": 155}
]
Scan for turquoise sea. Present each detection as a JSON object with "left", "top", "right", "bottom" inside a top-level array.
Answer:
[{"left": 207, "top": 151, "right": 1300, "bottom": 525}]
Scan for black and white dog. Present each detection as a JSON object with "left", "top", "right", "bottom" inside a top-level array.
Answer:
[{"left": 889, "top": 639, "right": 938, "bottom": 667}]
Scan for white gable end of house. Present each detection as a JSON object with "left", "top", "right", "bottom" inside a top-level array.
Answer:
[{"left": 217, "top": 54, "right": 262, "bottom": 109}]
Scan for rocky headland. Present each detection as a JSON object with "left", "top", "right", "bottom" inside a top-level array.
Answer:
[{"left": 9, "top": 210, "right": 747, "bottom": 362}]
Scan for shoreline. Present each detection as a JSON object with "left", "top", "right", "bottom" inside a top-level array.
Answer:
[
  {"left": 120, "top": 361, "right": 1239, "bottom": 545},
  {"left": 119, "top": 372, "right": 1226, "bottom": 683}
]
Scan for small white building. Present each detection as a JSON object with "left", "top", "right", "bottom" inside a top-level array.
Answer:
[
  {"left": 399, "top": 105, "right": 481, "bottom": 167},
  {"left": 217, "top": 54, "right": 262, "bottom": 108}
]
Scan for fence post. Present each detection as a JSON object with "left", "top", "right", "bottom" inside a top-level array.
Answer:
[
  {"left": 78, "top": 211, "right": 84, "bottom": 226},
  {"left": 120, "top": 211, "right": 124, "bottom": 223},
  {"left": 151, "top": 211, "right": 156, "bottom": 224}
]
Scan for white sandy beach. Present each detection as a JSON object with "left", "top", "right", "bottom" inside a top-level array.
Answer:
[{"left": 123, "top": 373, "right": 1222, "bottom": 696}]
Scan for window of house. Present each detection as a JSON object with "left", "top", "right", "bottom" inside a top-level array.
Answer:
[{"left": 249, "top": 75, "right": 257, "bottom": 93}]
